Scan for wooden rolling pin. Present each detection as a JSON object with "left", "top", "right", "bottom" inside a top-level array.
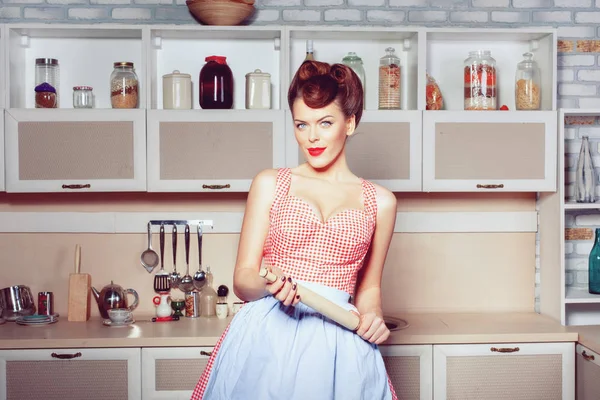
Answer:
[{"left": 259, "top": 268, "right": 360, "bottom": 331}]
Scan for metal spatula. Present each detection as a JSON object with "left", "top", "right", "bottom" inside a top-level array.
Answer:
[{"left": 153, "top": 224, "right": 170, "bottom": 293}]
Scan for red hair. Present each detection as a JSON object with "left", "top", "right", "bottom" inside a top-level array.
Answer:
[{"left": 288, "top": 60, "right": 363, "bottom": 126}]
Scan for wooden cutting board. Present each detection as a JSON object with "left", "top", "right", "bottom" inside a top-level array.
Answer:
[{"left": 67, "top": 244, "right": 91, "bottom": 321}]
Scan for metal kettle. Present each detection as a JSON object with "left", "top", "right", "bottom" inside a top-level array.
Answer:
[{"left": 91, "top": 281, "right": 139, "bottom": 319}]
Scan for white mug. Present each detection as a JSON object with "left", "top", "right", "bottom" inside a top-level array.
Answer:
[{"left": 216, "top": 303, "right": 228, "bottom": 319}]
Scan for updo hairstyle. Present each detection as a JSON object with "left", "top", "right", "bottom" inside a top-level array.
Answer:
[{"left": 288, "top": 60, "right": 364, "bottom": 126}]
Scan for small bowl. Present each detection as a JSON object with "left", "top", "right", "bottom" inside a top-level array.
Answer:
[
  {"left": 107, "top": 308, "right": 131, "bottom": 324},
  {"left": 186, "top": 0, "right": 255, "bottom": 26}
]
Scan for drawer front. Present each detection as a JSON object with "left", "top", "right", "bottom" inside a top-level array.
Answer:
[
  {"left": 383, "top": 355, "right": 420, "bottom": 400},
  {"left": 576, "top": 344, "right": 600, "bottom": 400}
]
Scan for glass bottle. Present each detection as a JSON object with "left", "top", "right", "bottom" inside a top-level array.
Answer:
[
  {"left": 200, "top": 56, "right": 233, "bottom": 109},
  {"left": 342, "top": 52, "right": 366, "bottom": 109},
  {"left": 35, "top": 58, "right": 59, "bottom": 107},
  {"left": 515, "top": 52, "right": 541, "bottom": 110},
  {"left": 576, "top": 136, "right": 596, "bottom": 203},
  {"left": 199, "top": 266, "right": 217, "bottom": 317},
  {"left": 378, "top": 47, "right": 401, "bottom": 110},
  {"left": 73, "top": 86, "right": 93, "bottom": 109},
  {"left": 110, "top": 62, "right": 139, "bottom": 109},
  {"left": 589, "top": 228, "right": 600, "bottom": 294},
  {"left": 304, "top": 40, "right": 315, "bottom": 61},
  {"left": 464, "top": 50, "right": 497, "bottom": 110}
]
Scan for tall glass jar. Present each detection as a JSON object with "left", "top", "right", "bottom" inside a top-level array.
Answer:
[
  {"left": 515, "top": 52, "right": 541, "bottom": 110},
  {"left": 378, "top": 47, "right": 401, "bottom": 110},
  {"left": 110, "top": 62, "right": 139, "bottom": 109},
  {"left": 35, "top": 58, "right": 59, "bottom": 107},
  {"left": 200, "top": 56, "right": 233, "bottom": 109},
  {"left": 589, "top": 228, "right": 600, "bottom": 294},
  {"left": 464, "top": 50, "right": 497, "bottom": 110},
  {"left": 342, "top": 52, "right": 366, "bottom": 109},
  {"left": 576, "top": 136, "right": 596, "bottom": 203}
]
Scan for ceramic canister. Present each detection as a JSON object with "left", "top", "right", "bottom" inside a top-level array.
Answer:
[
  {"left": 163, "top": 70, "right": 192, "bottom": 110},
  {"left": 245, "top": 69, "right": 271, "bottom": 110}
]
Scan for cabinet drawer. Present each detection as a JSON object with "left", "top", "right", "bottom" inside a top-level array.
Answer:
[
  {"left": 4, "top": 109, "right": 147, "bottom": 192},
  {"left": 433, "top": 342, "right": 574, "bottom": 400},
  {"left": 142, "top": 347, "right": 213, "bottom": 399},
  {"left": 577, "top": 344, "right": 600, "bottom": 400},
  {"left": 423, "top": 111, "right": 557, "bottom": 192},
  {"left": 147, "top": 110, "right": 285, "bottom": 192},
  {"left": 0, "top": 348, "right": 141, "bottom": 400}
]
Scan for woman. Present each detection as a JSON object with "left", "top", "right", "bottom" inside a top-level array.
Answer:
[{"left": 191, "top": 60, "right": 398, "bottom": 400}]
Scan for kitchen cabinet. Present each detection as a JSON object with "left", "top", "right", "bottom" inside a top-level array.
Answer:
[
  {"left": 0, "top": 347, "right": 141, "bottom": 400},
  {"left": 0, "top": 111, "right": 4, "bottom": 192},
  {"left": 286, "top": 110, "right": 422, "bottom": 191},
  {"left": 380, "top": 345, "right": 432, "bottom": 400},
  {"left": 576, "top": 344, "right": 600, "bottom": 400},
  {"left": 4, "top": 109, "right": 147, "bottom": 192},
  {"left": 433, "top": 342, "right": 574, "bottom": 400},
  {"left": 146, "top": 110, "right": 285, "bottom": 192},
  {"left": 141, "top": 347, "right": 212, "bottom": 399},
  {"left": 422, "top": 110, "right": 557, "bottom": 192}
]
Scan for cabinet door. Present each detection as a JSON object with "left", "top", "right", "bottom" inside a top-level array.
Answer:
[
  {"left": 286, "top": 111, "right": 422, "bottom": 192},
  {"left": 147, "top": 110, "right": 285, "bottom": 192},
  {"left": 0, "top": 111, "right": 4, "bottom": 192},
  {"left": 433, "top": 342, "right": 574, "bottom": 400},
  {"left": 422, "top": 111, "right": 557, "bottom": 192},
  {"left": 380, "top": 345, "right": 432, "bottom": 400},
  {"left": 0, "top": 347, "right": 141, "bottom": 400},
  {"left": 576, "top": 344, "right": 600, "bottom": 400},
  {"left": 141, "top": 347, "right": 213, "bottom": 399},
  {"left": 4, "top": 109, "right": 147, "bottom": 192}
]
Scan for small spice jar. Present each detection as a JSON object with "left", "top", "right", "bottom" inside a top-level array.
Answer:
[
  {"left": 110, "top": 62, "right": 139, "bottom": 109},
  {"left": 245, "top": 69, "right": 271, "bottom": 109},
  {"left": 35, "top": 83, "right": 57, "bottom": 108},
  {"left": 162, "top": 70, "right": 192, "bottom": 110},
  {"left": 73, "top": 86, "right": 93, "bottom": 109}
]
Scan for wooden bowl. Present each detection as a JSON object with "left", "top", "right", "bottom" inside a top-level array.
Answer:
[{"left": 186, "top": 0, "right": 255, "bottom": 26}]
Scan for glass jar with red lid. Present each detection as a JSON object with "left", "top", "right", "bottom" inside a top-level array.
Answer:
[{"left": 200, "top": 55, "right": 233, "bottom": 109}]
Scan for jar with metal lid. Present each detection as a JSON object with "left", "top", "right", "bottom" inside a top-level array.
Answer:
[
  {"left": 73, "top": 86, "right": 93, "bottom": 109},
  {"left": 110, "top": 62, "right": 139, "bottom": 109},
  {"left": 245, "top": 69, "right": 271, "bottom": 109},
  {"left": 464, "top": 50, "right": 497, "bottom": 110},
  {"left": 515, "top": 52, "right": 541, "bottom": 110},
  {"left": 163, "top": 70, "right": 192, "bottom": 110},
  {"left": 342, "top": 52, "right": 366, "bottom": 109},
  {"left": 200, "top": 56, "right": 233, "bottom": 109},
  {"left": 378, "top": 47, "right": 401, "bottom": 110},
  {"left": 35, "top": 58, "right": 59, "bottom": 107}
]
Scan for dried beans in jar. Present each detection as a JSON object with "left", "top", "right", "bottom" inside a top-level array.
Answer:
[
  {"left": 110, "top": 62, "right": 139, "bottom": 109},
  {"left": 464, "top": 50, "right": 497, "bottom": 110}
]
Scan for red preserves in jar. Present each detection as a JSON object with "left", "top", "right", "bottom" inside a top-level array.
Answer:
[
  {"left": 200, "top": 56, "right": 233, "bottom": 109},
  {"left": 35, "top": 82, "right": 57, "bottom": 108},
  {"left": 463, "top": 50, "right": 497, "bottom": 110}
]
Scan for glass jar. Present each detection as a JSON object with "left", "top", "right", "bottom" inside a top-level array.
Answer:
[
  {"left": 35, "top": 58, "right": 59, "bottom": 107},
  {"left": 199, "top": 266, "right": 217, "bottom": 317},
  {"left": 110, "top": 62, "right": 139, "bottom": 109},
  {"left": 200, "top": 56, "right": 233, "bottom": 109},
  {"left": 35, "top": 83, "right": 57, "bottom": 109},
  {"left": 378, "top": 47, "right": 401, "bottom": 110},
  {"left": 342, "top": 52, "right": 366, "bottom": 109},
  {"left": 515, "top": 52, "right": 541, "bottom": 110},
  {"left": 464, "top": 50, "right": 497, "bottom": 110},
  {"left": 73, "top": 86, "right": 93, "bottom": 109}
]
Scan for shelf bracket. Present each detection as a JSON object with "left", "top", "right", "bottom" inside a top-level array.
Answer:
[
  {"left": 402, "top": 38, "right": 411, "bottom": 51},
  {"left": 20, "top": 34, "right": 29, "bottom": 48},
  {"left": 152, "top": 35, "right": 162, "bottom": 50},
  {"left": 529, "top": 39, "right": 539, "bottom": 52},
  {"left": 273, "top": 37, "right": 280, "bottom": 51}
]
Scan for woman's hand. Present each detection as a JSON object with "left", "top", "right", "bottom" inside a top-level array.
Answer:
[
  {"left": 354, "top": 312, "right": 390, "bottom": 345},
  {"left": 265, "top": 267, "right": 301, "bottom": 307}
]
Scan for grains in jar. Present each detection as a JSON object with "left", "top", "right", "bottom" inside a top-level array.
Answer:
[
  {"left": 378, "top": 47, "right": 401, "bottom": 110},
  {"left": 515, "top": 79, "right": 541, "bottom": 110},
  {"left": 110, "top": 62, "right": 139, "bottom": 109}
]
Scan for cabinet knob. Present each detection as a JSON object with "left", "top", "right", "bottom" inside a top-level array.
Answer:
[
  {"left": 582, "top": 350, "right": 595, "bottom": 361},
  {"left": 490, "top": 347, "right": 520, "bottom": 353},
  {"left": 476, "top": 184, "right": 505, "bottom": 189},
  {"left": 202, "top": 184, "right": 231, "bottom": 190},
  {"left": 51, "top": 352, "right": 82, "bottom": 359},
  {"left": 62, "top": 184, "right": 91, "bottom": 190}
]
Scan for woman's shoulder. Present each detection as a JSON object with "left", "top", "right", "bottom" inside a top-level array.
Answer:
[
  {"left": 366, "top": 180, "right": 397, "bottom": 214},
  {"left": 249, "top": 168, "right": 287, "bottom": 193}
]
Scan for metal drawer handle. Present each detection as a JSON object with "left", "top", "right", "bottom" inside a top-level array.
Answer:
[
  {"left": 200, "top": 351, "right": 213, "bottom": 357},
  {"left": 202, "top": 184, "right": 230, "bottom": 190},
  {"left": 476, "top": 184, "right": 504, "bottom": 189},
  {"left": 583, "top": 351, "right": 595, "bottom": 361},
  {"left": 62, "top": 184, "right": 91, "bottom": 190},
  {"left": 51, "top": 352, "right": 82, "bottom": 360},
  {"left": 490, "top": 347, "right": 520, "bottom": 353}
]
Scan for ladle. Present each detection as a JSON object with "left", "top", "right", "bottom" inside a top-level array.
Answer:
[
  {"left": 193, "top": 224, "right": 206, "bottom": 291},
  {"left": 140, "top": 222, "right": 159, "bottom": 273},
  {"left": 179, "top": 224, "right": 195, "bottom": 292},
  {"left": 169, "top": 225, "right": 181, "bottom": 290}
]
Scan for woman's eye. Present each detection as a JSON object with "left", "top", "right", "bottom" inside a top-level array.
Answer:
[
  {"left": 296, "top": 123, "right": 306, "bottom": 129},
  {"left": 321, "top": 121, "right": 332, "bottom": 127}
]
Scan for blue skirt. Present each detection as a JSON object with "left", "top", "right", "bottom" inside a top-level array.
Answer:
[{"left": 203, "top": 281, "right": 394, "bottom": 400}]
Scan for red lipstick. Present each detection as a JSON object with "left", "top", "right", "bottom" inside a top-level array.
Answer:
[{"left": 307, "top": 147, "right": 326, "bottom": 157}]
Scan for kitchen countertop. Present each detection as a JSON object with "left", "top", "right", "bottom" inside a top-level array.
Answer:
[
  {"left": 568, "top": 325, "right": 600, "bottom": 354},
  {"left": 0, "top": 311, "right": 579, "bottom": 349}
]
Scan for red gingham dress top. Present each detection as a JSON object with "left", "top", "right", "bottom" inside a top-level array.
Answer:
[
  {"left": 263, "top": 168, "right": 377, "bottom": 296},
  {"left": 191, "top": 168, "right": 381, "bottom": 400}
]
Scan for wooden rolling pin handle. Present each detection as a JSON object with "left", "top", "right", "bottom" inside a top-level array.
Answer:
[
  {"left": 259, "top": 268, "right": 360, "bottom": 331},
  {"left": 74, "top": 244, "right": 81, "bottom": 274}
]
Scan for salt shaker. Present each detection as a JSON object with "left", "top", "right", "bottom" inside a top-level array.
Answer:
[{"left": 245, "top": 69, "right": 271, "bottom": 109}]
